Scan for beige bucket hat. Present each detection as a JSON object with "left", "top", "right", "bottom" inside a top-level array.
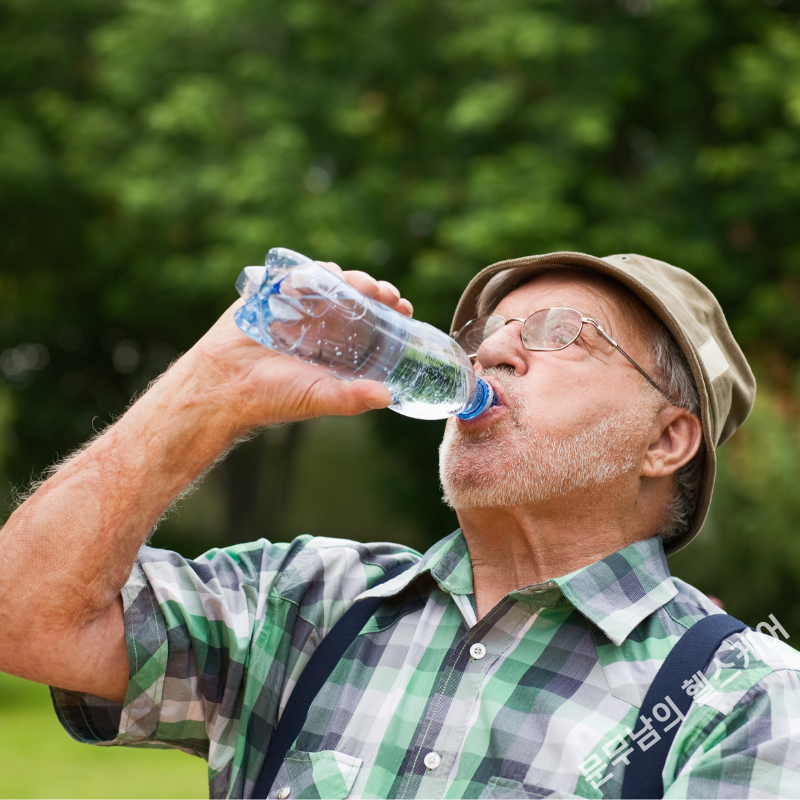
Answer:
[{"left": 450, "top": 252, "right": 757, "bottom": 554}]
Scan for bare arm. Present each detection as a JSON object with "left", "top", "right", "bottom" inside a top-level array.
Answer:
[{"left": 0, "top": 268, "right": 410, "bottom": 702}]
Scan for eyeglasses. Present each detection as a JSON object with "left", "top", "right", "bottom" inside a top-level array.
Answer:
[{"left": 453, "top": 307, "right": 673, "bottom": 401}]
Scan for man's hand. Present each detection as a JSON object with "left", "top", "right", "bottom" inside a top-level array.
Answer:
[
  {"left": 0, "top": 262, "right": 412, "bottom": 702},
  {"left": 188, "top": 264, "right": 413, "bottom": 430}
]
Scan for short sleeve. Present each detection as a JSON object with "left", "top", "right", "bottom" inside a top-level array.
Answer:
[
  {"left": 50, "top": 535, "right": 418, "bottom": 793},
  {"left": 664, "top": 644, "right": 800, "bottom": 798}
]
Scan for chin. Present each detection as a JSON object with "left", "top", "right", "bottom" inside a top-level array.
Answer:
[{"left": 438, "top": 422, "right": 528, "bottom": 509}]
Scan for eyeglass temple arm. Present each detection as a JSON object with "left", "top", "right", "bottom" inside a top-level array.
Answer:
[
  {"left": 588, "top": 320, "right": 673, "bottom": 401},
  {"left": 615, "top": 344, "right": 672, "bottom": 399}
]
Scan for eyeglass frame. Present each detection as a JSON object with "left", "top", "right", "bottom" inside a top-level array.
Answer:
[{"left": 454, "top": 307, "right": 674, "bottom": 403}]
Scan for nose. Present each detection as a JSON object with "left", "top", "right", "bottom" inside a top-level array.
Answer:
[{"left": 474, "top": 319, "right": 529, "bottom": 375}]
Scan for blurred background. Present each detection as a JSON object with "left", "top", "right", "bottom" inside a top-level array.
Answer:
[{"left": 1, "top": 0, "right": 799, "bottom": 795}]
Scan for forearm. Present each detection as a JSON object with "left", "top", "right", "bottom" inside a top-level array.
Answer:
[
  {"left": 0, "top": 272, "right": 403, "bottom": 693},
  {"left": 0, "top": 347, "right": 246, "bottom": 683}
]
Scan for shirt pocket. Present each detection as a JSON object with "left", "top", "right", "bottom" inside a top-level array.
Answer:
[{"left": 268, "top": 750, "right": 363, "bottom": 799}]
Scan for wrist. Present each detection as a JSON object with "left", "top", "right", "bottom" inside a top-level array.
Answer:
[{"left": 121, "top": 351, "right": 248, "bottom": 485}]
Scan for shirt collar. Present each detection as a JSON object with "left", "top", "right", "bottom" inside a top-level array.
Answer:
[
  {"left": 359, "top": 532, "right": 676, "bottom": 646},
  {"left": 550, "top": 536, "right": 677, "bottom": 645},
  {"left": 357, "top": 530, "right": 473, "bottom": 601}
]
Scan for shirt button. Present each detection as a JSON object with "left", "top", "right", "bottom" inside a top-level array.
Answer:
[
  {"left": 470, "top": 643, "right": 487, "bottom": 660},
  {"left": 276, "top": 788, "right": 291, "bottom": 799},
  {"left": 423, "top": 751, "right": 442, "bottom": 770}
]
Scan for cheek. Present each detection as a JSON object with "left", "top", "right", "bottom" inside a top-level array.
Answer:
[
  {"left": 519, "top": 368, "right": 628, "bottom": 432},
  {"left": 523, "top": 356, "right": 592, "bottom": 403}
]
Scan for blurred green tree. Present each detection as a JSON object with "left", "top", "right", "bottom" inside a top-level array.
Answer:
[{"left": 0, "top": 0, "right": 799, "bottom": 631}]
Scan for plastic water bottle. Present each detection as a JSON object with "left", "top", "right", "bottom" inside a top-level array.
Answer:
[{"left": 234, "top": 247, "right": 494, "bottom": 421}]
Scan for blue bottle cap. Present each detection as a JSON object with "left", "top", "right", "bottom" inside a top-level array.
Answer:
[{"left": 456, "top": 378, "right": 495, "bottom": 421}]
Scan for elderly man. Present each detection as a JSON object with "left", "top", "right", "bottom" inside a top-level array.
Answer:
[{"left": 1, "top": 251, "right": 799, "bottom": 799}]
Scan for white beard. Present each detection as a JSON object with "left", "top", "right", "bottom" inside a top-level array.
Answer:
[{"left": 439, "top": 369, "right": 657, "bottom": 510}]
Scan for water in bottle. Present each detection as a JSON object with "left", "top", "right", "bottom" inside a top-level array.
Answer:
[{"left": 234, "top": 248, "right": 494, "bottom": 421}]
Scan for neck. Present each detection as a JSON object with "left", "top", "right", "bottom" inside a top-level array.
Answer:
[{"left": 456, "top": 479, "right": 663, "bottom": 620}]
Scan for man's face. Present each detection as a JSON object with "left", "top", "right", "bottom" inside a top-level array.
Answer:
[{"left": 439, "top": 272, "right": 665, "bottom": 510}]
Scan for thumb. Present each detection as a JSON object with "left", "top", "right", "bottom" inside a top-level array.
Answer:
[
  {"left": 299, "top": 377, "right": 393, "bottom": 418},
  {"left": 346, "top": 380, "right": 393, "bottom": 413}
]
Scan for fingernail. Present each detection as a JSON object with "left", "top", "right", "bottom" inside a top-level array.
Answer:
[{"left": 366, "top": 395, "right": 390, "bottom": 409}]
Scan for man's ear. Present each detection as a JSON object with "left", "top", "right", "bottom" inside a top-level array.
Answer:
[{"left": 642, "top": 406, "right": 703, "bottom": 478}]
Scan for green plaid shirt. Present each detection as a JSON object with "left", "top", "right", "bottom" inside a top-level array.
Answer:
[{"left": 52, "top": 533, "right": 800, "bottom": 799}]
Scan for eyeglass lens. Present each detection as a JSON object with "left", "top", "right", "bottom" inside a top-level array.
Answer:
[{"left": 455, "top": 308, "right": 585, "bottom": 356}]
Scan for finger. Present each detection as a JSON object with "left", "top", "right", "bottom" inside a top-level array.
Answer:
[
  {"left": 347, "top": 380, "right": 393, "bottom": 412},
  {"left": 382, "top": 289, "right": 413, "bottom": 317},
  {"left": 311, "top": 264, "right": 407, "bottom": 313},
  {"left": 304, "top": 377, "right": 392, "bottom": 417},
  {"left": 316, "top": 260, "right": 344, "bottom": 277},
  {"left": 375, "top": 280, "right": 402, "bottom": 307},
  {"left": 397, "top": 298, "right": 414, "bottom": 318},
  {"left": 344, "top": 273, "right": 413, "bottom": 314},
  {"left": 343, "top": 270, "right": 381, "bottom": 298}
]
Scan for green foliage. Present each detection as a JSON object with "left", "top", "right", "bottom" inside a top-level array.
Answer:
[
  {"left": 2, "top": 2, "right": 800, "bottom": 794},
  {"left": 0, "top": 0, "right": 799, "bottom": 599}
]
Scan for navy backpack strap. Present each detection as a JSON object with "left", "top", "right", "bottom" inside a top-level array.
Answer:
[
  {"left": 253, "top": 560, "right": 414, "bottom": 799},
  {"left": 621, "top": 613, "right": 748, "bottom": 799}
]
